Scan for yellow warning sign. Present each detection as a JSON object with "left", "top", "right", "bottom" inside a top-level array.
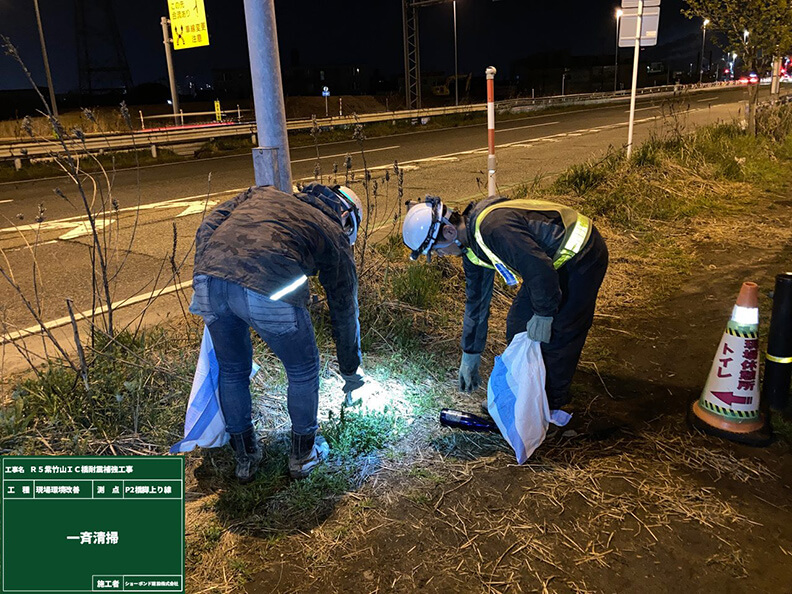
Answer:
[
  {"left": 214, "top": 100, "right": 222, "bottom": 122},
  {"left": 167, "top": 0, "right": 209, "bottom": 50}
]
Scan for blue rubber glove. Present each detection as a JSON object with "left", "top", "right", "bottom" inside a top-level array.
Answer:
[
  {"left": 458, "top": 352, "right": 482, "bottom": 392},
  {"left": 526, "top": 315, "right": 553, "bottom": 343}
]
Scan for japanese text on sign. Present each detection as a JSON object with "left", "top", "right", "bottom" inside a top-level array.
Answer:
[{"left": 168, "top": 0, "right": 210, "bottom": 50}]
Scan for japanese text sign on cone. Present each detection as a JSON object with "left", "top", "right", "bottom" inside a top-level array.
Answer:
[{"left": 691, "top": 282, "right": 771, "bottom": 445}]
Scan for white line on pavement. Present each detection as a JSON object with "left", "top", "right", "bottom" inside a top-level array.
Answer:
[
  {"left": 697, "top": 96, "right": 718, "bottom": 102},
  {"left": 498, "top": 121, "right": 560, "bottom": 132},
  {"left": 625, "top": 106, "right": 658, "bottom": 113},
  {"left": 1, "top": 279, "right": 194, "bottom": 344},
  {"left": 0, "top": 199, "right": 12, "bottom": 204},
  {"left": 291, "top": 145, "right": 399, "bottom": 164}
]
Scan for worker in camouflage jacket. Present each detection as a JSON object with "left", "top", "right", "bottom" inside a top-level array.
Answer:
[{"left": 189, "top": 183, "right": 365, "bottom": 483}]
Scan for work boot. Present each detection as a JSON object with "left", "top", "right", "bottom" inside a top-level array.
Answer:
[
  {"left": 228, "top": 427, "right": 262, "bottom": 484},
  {"left": 288, "top": 430, "right": 330, "bottom": 479}
]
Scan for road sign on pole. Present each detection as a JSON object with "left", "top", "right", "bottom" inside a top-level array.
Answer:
[
  {"left": 214, "top": 100, "right": 222, "bottom": 122},
  {"left": 322, "top": 86, "right": 330, "bottom": 117},
  {"left": 624, "top": 0, "right": 661, "bottom": 158},
  {"left": 168, "top": 0, "right": 210, "bottom": 50},
  {"left": 618, "top": 6, "right": 660, "bottom": 47}
]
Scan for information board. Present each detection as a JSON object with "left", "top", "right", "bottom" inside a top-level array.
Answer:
[
  {"left": 167, "top": 0, "right": 210, "bottom": 50},
  {"left": 1, "top": 457, "right": 184, "bottom": 593}
]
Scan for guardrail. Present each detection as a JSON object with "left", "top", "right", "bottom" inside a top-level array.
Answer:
[{"left": 0, "top": 81, "right": 743, "bottom": 167}]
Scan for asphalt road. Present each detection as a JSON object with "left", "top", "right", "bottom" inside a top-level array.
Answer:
[{"left": 0, "top": 84, "right": 771, "bottom": 371}]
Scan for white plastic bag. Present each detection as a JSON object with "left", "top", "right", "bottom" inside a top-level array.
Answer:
[
  {"left": 487, "top": 332, "right": 570, "bottom": 463},
  {"left": 170, "top": 326, "right": 259, "bottom": 454}
]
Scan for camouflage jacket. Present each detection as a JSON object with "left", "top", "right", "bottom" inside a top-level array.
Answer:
[{"left": 193, "top": 185, "right": 361, "bottom": 374}]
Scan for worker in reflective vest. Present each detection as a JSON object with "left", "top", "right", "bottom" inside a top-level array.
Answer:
[
  {"left": 189, "top": 183, "right": 365, "bottom": 483},
  {"left": 402, "top": 195, "right": 608, "bottom": 410}
]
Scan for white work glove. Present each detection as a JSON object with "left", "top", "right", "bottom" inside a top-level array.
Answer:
[
  {"left": 341, "top": 368, "right": 366, "bottom": 407},
  {"left": 526, "top": 315, "right": 553, "bottom": 343},
  {"left": 458, "top": 352, "right": 482, "bottom": 393}
]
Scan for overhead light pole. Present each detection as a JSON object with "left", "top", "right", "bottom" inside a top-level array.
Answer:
[
  {"left": 33, "top": 0, "right": 58, "bottom": 117},
  {"left": 453, "top": 0, "right": 459, "bottom": 106},
  {"left": 699, "top": 18, "right": 709, "bottom": 84},
  {"left": 614, "top": 8, "right": 623, "bottom": 92}
]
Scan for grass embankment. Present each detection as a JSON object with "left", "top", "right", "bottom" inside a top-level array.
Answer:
[{"left": 3, "top": 102, "right": 792, "bottom": 589}]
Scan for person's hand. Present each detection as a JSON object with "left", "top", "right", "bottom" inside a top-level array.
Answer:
[
  {"left": 458, "top": 352, "right": 482, "bottom": 392},
  {"left": 341, "top": 368, "right": 366, "bottom": 406},
  {"left": 526, "top": 315, "right": 553, "bottom": 343}
]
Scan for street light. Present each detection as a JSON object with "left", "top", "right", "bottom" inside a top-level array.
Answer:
[
  {"left": 453, "top": 0, "right": 459, "bottom": 106},
  {"left": 699, "top": 18, "right": 710, "bottom": 84},
  {"left": 614, "top": 8, "right": 623, "bottom": 92}
]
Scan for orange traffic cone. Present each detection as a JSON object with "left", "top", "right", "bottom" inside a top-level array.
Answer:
[{"left": 689, "top": 282, "right": 772, "bottom": 446}]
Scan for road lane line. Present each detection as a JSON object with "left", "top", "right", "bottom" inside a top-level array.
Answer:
[
  {"left": 0, "top": 199, "right": 12, "bottom": 204},
  {"left": 1, "top": 279, "right": 194, "bottom": 345},
  {"left": 697, "top": 96, "right": 718, "bottom": 102},
  {"left": 291, "top": 145, "right": 399, "bottom": 164},
  {"left": 625, "top": 106, "right": 658, "bottom": 113},
  {"left": 498, "top": 121, "right": 560, "bottom": 132}
]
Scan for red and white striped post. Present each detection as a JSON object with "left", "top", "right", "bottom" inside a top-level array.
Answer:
[{"left": 486, "top": 66, "right": 497, "bottom": 197}]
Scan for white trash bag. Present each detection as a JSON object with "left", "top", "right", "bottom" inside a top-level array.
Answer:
[
  {"left": 170, "top": 326, "right": 259, "bottom": 454},
  {"left": 487, "top": 332, "right": 571, "bottom": 464}
]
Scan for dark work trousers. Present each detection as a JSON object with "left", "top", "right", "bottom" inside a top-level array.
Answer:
[{"left": 505, "top": 227, "right": 609, "bottom": 409}]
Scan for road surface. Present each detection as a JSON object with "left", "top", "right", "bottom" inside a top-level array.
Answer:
[{"left": 0, "top": 85, "right": 765, "bottom": 371}]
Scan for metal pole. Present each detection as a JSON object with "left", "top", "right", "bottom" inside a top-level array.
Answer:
[
  {"left": 325, "top": 95, "right": 329, "bottom": 117},
  {"left": 699, "top": 26, "right": 707, "bottom": 84},
  {"left": 453, "top": 0, "right": 458, "bottom": 107},
  {"left": 242, "top": 0, "right": 292, "bottom": 191},
  {"left": 486, "top": 66, "right": 497, "bottom": 197},
  {"left": 561, "top": 73, "right": 566, "bottom": 96},
  {"left": 33, "top": 0, "right": 58, "bottom": 118},
  {"left": 614, "top": 11, "right": 621, "bottom": 92},
  {"left": 160, "top": 17, "right": 180, "bottom": 126},
  {"left": 626, "top": 0, "right": 643, "bottom": 159}
]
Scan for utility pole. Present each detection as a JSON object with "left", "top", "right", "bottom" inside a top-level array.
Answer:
[
  {"left": 33, "top": 0, "right": 58, "bottom": 117},
  {"left": 160, "top": 17, "right": 180, "bottom": 125},
  {"left": 242, "top": 0, "right": 292, "bottom": 192}
]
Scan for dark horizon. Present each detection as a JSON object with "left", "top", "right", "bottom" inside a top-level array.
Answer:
[{"left": 0, "top": 0, "right": 707, "bottom": 97}]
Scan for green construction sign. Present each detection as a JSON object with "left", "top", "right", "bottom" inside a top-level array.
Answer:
[{"left": 1, "top": 457, "right": 184, "bottom": 593}]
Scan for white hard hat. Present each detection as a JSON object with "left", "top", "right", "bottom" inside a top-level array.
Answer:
[
  {"left": 335, "top": 185, "right": 363, "bottom": 245},
  {"left": 402, "top": 197, "right": 449, "bottom": 260}
]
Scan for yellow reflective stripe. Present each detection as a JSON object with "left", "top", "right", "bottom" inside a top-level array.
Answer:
[
  {"left": 464, "top": 249, "right": 494, "bottom": 269},
  {"left": 766, "top": 353, "right": 792, "bottom": 364},
  {"left": 552, "top": 214, "right": 591, "bottom": 269}
]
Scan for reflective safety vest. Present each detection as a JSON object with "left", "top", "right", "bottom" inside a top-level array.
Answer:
[{"left": 464, "top": 199, "right": 592, "bottom": 286}]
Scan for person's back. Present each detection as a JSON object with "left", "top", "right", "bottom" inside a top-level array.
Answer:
[{"left": 189, "top": 183, "right": 365, "bottom": 483}]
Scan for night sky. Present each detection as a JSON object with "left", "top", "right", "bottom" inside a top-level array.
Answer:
[{"left": 0, "top": 0, "right": 698, "bottom": 93}]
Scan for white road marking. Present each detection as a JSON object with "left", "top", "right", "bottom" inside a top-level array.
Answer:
[
  {"left": 59, "top": 219, "right": 114, "bottom": 240},
  {"left": 291, "top": 145, "right": 399, "bottom": 164},
  {"left": 1, "top": 279, "right": 194, "bottom": 344},
  {"left": 498, "top": 121, "right": 560, "bottom": 132},
  {"left": 697, "top": 96, "right": 718, "bottom": 102},
  {"left": 625, "top": 106, "right": 658, "bottom": 113},
  {"left": 0, "top": 199, "right": 12, "bottom": 204}
]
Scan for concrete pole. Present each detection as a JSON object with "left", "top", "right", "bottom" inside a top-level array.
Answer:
[
  {"left": 699, "top": 22, "right": 708, "bottom": 84},
  {"left": 243, "top": 0, "right": 292, "bottom": 192},
  {"left": 614, "top": 10, "right": 622, "bottom": 92},
  {"left": 486, "top": 66, "right": 497, "bottom": 197},
  {"left": 33, "top": 0, "right": 58, "bottom": 118},
  {"left": 160, "top": 17, "right": 180, "bottom": 126},
  {"left": 626, "top": 0, "right": 643, "bottom": 159}
]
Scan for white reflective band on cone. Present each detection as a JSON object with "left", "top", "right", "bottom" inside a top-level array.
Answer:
[
  {"left": 731, "top": 305, "right": 759, "bottom": 325},
  {"left": 270, "top": 275, "right": 308, "bottom": 301}
]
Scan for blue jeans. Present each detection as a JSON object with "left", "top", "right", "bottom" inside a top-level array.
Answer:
[{"left": 189, "top": 275, "right": 320, "bottom": 436}]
